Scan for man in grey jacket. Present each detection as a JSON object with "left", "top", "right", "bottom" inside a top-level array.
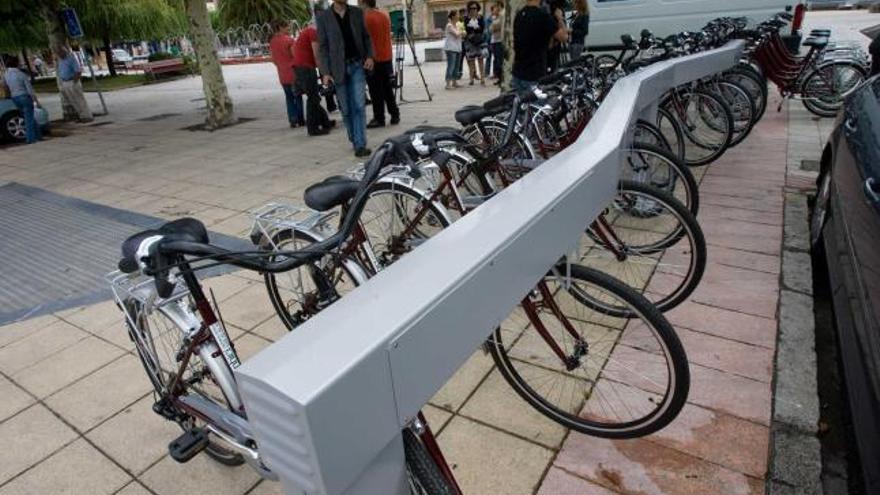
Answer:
[{"left": 316, "top": 0, "right": 375, "bottom": 157}]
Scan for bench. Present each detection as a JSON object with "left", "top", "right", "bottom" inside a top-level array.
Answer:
[{"left": 142, "top": 58, "right": 187, "bottom": 80}]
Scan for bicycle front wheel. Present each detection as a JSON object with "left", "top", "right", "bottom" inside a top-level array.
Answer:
[
  {"left": 404, "top": 428, "right": 456, "bottom": 495},
  {"left": 489, "top": 264, "right": 690, "bottom": 438},
  {"left": 800, "top": 62, "right": 865, "bottom": 118}
]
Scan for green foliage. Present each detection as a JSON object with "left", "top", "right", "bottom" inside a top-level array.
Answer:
[
  {"left": 147, "top": 51, "right": 175, "bottom": 61},
  {"left": 0, "top": 0, "right": 46, "bottom": 51},
  {"left": 216, "top": 0, "right": 310, "bottom": 31},
  {"left": 66, "top": 0, "right": 187, "bottom": 43}
]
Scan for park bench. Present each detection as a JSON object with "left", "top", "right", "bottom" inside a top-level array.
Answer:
[{"left": 142, "top": 58, "right": 187, "bottom": 80}]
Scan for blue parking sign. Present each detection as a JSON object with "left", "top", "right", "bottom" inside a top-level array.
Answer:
[{"left": 60, "top": 8, "right": 84, "bottom": 38}]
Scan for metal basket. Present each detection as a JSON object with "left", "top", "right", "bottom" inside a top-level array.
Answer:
[{"left": 249, "top": 202, "right": 337, "bottom": 250}]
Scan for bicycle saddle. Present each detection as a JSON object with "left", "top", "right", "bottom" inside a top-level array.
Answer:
[
  {"left": 119, "top": 218, "right": 209, "bottom": 273},
  {"left": 304, "top": 175, "right": 359, "bottom": 212},
  {"left": 810, "top": 29, "right": 831, "bottom": 36},
  {"left": 802, "top": 37, "right": 829, "bottom": 48},
  {"left": 454, "top": 105, "right": 490, "bottom": 126}
]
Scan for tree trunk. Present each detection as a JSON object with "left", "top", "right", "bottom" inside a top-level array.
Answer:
[
  {"left": 22, "top": 49, "right": 36, "bottom": 83},
  {"left": 103, "top": 34, "right": 117, "bottom": 77},
  {"left": 41, "top": 0, "right": 77, "bottom": 120},
  {"left": 184, "top": 0, "right": 236, "bottom": 130},
  {"left": 500, "top": 0, "right": 525, "bottom": 91}
]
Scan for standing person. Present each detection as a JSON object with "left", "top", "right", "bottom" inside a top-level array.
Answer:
[
  {"left": 512, "top": 0, "right": 567, "bottom": 91},
  {"left": 269, "top": 20, "right": 305, "bottom": 128},
  {"left": 55, "top": 46, "right": 93, "bottom": 123},
  {"left": 463, "top": 1, "right": 487, "bottom": 85},
  {"left": 569, "top": 0, "right": 590, "bottom": 60},
  {"left": 456, "top": 9, "right": 466, "bottom": 81},
  {"left": 294, "top": 15, "right": 336, "bottom": 136},
  {"left": 483, "top": 7, "right": 494, "bottom": 78},
  {"left": 316, "top": 0, "right": 375, "bottom": 157},
  {"left": 33, "top": 55, "right": 47, "bottom": 77},
  {"left": 444, "top": 10, "right": 463, "bottom": 89},
  {"left": 3, "top": 58, "right": 42, "bottom": 144},
  {"left": 546, "top": 0, "right": 566, "bottom": 73},
  {"left": 362, "top": 0, "right": 400, "bottom": 128},
  {"left": 489, "top": 2, "right": 504, "bottom": 83}
]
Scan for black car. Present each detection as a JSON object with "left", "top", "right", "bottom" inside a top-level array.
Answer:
[{"left": 812, "top": 74, "right": 880, "bottom": 492}]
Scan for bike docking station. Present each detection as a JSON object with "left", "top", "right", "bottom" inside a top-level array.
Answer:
[{"left": 234, "top": 40, "right": 745, "bottom": 495}]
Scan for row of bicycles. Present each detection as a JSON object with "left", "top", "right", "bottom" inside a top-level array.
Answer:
[{"left": 108, "top": 11, "right": 867, "bottom": 494}]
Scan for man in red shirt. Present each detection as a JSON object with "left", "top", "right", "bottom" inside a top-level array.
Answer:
[
  {"left": 269, "top": 20, "right": 305, "bottom": 127},
  {"left": 294, "top": 17, "right": 335, "bottom": 136},
  {"left": 361, "top": 0, "right": 400, "bottom": 128}
]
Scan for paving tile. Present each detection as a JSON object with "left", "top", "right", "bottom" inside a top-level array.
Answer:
[
  {"left": 248, "top": 480, "right": 283, "bottom": 495},
  {"left": 0, "top": 404, "right": 79, "bottom": 485},
  {"left": 688, "top": 362, "right": 773, "bottom": 426},
  {"left": 139, "top": 450, "right": 261, "bottom": 495},
  {"left": 430, "top": 351, "right": 495, "bottom": 412},
  {"left": 676, "top": 327, "right": 774, "bottom": 383},
  {"left": 665, "top": 300, "right": 776, "bottom": 349},
  {"left": 648, "top": 402, "right": 770, "bottom": 478},
  {"left": 437, "top": 416, "right": 554, "bottom": 495},
  {"left": 537, "top": 467, "right": 618, "bottom": 495},
  {"left": 459, "top": 369, "right": 568, "bottom": 449},
  {"left": 0, "top": 375, "right": 34, "bottom": 422},
  {"left": 12, "top": 336, "right": 125, "bottom": 398},
  {"left": 250, "top": 316, "right": 288, "bottom": 343},
  {"left": 201, "top": 274, "right": 258, "bottom": 303},
  {"left": 62, "top": 300, "right": 123, "bottom": 333},
  {"left": 0, "top": 320, "right": 88, "bottom": 375},
  {"left": 423, "top": 404, "right": 454, "bottom": 433},
  {"left": 114, "top": 481, "right": 154, "bottom": 495},
  {"left": 86, "top": 395, "right": 180, "bottom": 475},
  {"left": 700, "top": 218, "right": 783, "bottom": 256},
  {"left": 0, "top": 438, "right": 130, "bottom": 495},
  {"left": 214, "top": 284, "right": 277, "bottom": 331},
  {"left": 45, "top": 354, "right": 152, "bottom": 432},
  {"left": 698, "top": 204, "right": 784, "bottom": 227},
  {"left": 554, "top": 433, "right": 764, "bottom": 495},
  {"left": 232, "top": 332, "right": 274, "bottom": 362},
  {"left": 0, "top": 314, "right": 59, "bottom": 347}
]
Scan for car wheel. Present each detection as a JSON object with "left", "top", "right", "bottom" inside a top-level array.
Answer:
[
  {"left": 811, "top": 169, "right": 832, "bottom": 247},
  {"left": 1, "top": 112, "right": 26, "bottom": 142}
]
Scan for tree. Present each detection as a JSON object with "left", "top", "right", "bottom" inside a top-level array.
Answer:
[
  {"left": 68, "top": 0, "right": 185, "bottom": 76},
  {"left": 0, "top": 1, "right": 46, "bottom": 53},
  {"left": 216, "top": 0, "right": 309, "bottom": 30},
  {"left": 184, "top": 0, "right": 236, "bottom": 129}
]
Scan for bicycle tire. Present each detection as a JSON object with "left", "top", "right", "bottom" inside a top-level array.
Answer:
[
  {"left": 634, "top": 119, "right": 674, "bottom": 155},
  {"left": 489, "top": 264, "right": 690, "bottom": 438},
  {"left": 624, "top": 143, "right": 699, "bottom": 215},
  {"left": 663, "top": 88, "right": 733, "bottom": 166},
  {"left": 800, "top": 62, "right": 865, "bottom": 118},
  {"left": 711, "top": 80, "right": 755, "bottom": 147},
  {"left": 724, "top": 67, "right": 767, "bottom": 123},
  {"left": 122, "top": 298, "right": 245, "bottom": 466},
  {"left": 263, "top": 228, "right": 362, "bottom": 330},
  {"left": 404, "top": 429, "right": 456, "bottom": 495},
  {"left": 580, "top": 180, "right": 706, "bottom": 314},
  {"left": 656, "top": 106, "right": 686, "bottom": 163}
]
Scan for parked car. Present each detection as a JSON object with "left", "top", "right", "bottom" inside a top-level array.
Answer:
[
  {"left": 112, "top": 48, "right": 133, "bottom": 63},
  {"left": 0, "top": 97, "right": 50, "bottom": 142},
  {"left": 807, "top": 0, "right": 846, "bottom": 9},
  {"left": 811, "top": 73, "right": 880, "bottom": 494}
]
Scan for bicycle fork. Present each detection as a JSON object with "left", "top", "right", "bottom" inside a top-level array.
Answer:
[{"left": 520, "top": 281, "right": 589, "bottom": 372}]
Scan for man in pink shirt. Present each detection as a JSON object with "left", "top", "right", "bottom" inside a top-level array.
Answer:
[{"left": 269, "top": 20, "right": 305, "bottom": 127}]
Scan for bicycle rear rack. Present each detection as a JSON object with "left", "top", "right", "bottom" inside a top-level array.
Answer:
[{"left": 249, "top": 202, "right": 337, "bottom": 249}]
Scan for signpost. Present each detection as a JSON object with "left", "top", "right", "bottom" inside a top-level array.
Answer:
[{"left": 60, "top": 7, "right": 108, "bottom": 116}]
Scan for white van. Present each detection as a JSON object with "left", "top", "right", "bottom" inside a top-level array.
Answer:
[{"left": 586, "top": 0, "right": 803, "bottom": 47}]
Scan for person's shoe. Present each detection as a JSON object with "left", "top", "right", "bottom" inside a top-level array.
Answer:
[
  {"left": 469, "top": 79, "right": 475, "bottom": 86},
  {"left": 390, "top": 115, "right": 400, "bottom": 125},
  {"left": 289, "top": 122, "right": 299, "bottom": 128},
  {"left": 354, "top": 147, "right": 372, "bottom": 157},
  {"left": 366, "top": 120, "right": 385, "bottom": 129},
  {"left": 309, "top": 128, "right": 330, "bottom": 136},
  {"left": 326, "top": 119, "right": 337, "bottom": 128}
]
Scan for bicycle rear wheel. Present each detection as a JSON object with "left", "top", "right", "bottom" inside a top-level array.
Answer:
[
  {"left": 579, "top": 180, "right": 706, "bottom": 314},
  {"left": 664, "top": 88, "right": 733, "bottom": 166},
  {"left": 623, "top": 143, "right": 699, "bottom": 215},
  {"left": 489, "top": 264, "right": 689, "bottom": 438},
  {"left": 123, "top": 296, "right": 244, "bottom": 465},
  {"left": 800, "top": 62, "right": 865, "bottom": 118}
]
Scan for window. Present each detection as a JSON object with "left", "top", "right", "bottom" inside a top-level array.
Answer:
[{"left": 433, "top": 11, "right": 447, "bottom": 29}]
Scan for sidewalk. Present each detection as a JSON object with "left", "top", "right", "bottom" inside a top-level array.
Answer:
[{"left": 0, "top": 65, "right": 820, "bottom": 494}]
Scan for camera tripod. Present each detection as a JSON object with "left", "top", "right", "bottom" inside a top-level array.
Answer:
[{"left": 393, "top": 23, "right": 432, "bottom": 104}]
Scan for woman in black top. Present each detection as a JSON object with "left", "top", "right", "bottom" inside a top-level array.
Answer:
[
  {"left": 569, "top": 0, "right": 589, "bottom": 59},
  {"left": 463, "top": 0, "right": 487, "bottom": 85}
]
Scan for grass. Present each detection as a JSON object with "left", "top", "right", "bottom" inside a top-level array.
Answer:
[{"left": 32, "top": 73, "right": 150, "bottom": 94}]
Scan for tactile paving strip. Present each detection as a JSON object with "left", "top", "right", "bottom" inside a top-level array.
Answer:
[{"left": 0, "top": 182, "right": 249, "bottom": 325}]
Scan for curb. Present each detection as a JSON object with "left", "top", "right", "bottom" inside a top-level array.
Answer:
[{"left": 767, "top": 191, "right": 822, "bottom": 494}]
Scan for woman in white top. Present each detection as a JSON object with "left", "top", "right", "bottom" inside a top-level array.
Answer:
[
  {"left": 444, "top": 10, "right": 463, "bottom": 89},
  {"left": 3, "top": 57, "right": 42, "bottom": 144}
]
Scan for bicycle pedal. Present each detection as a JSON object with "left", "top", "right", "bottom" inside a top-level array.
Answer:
[{"left": 168, "top": 428, "right": 209, "bottom": 463}]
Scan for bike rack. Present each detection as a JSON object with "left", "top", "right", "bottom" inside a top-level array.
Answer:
[{"left": 234, "top": 40, "right": 745, "bottom": 495}]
